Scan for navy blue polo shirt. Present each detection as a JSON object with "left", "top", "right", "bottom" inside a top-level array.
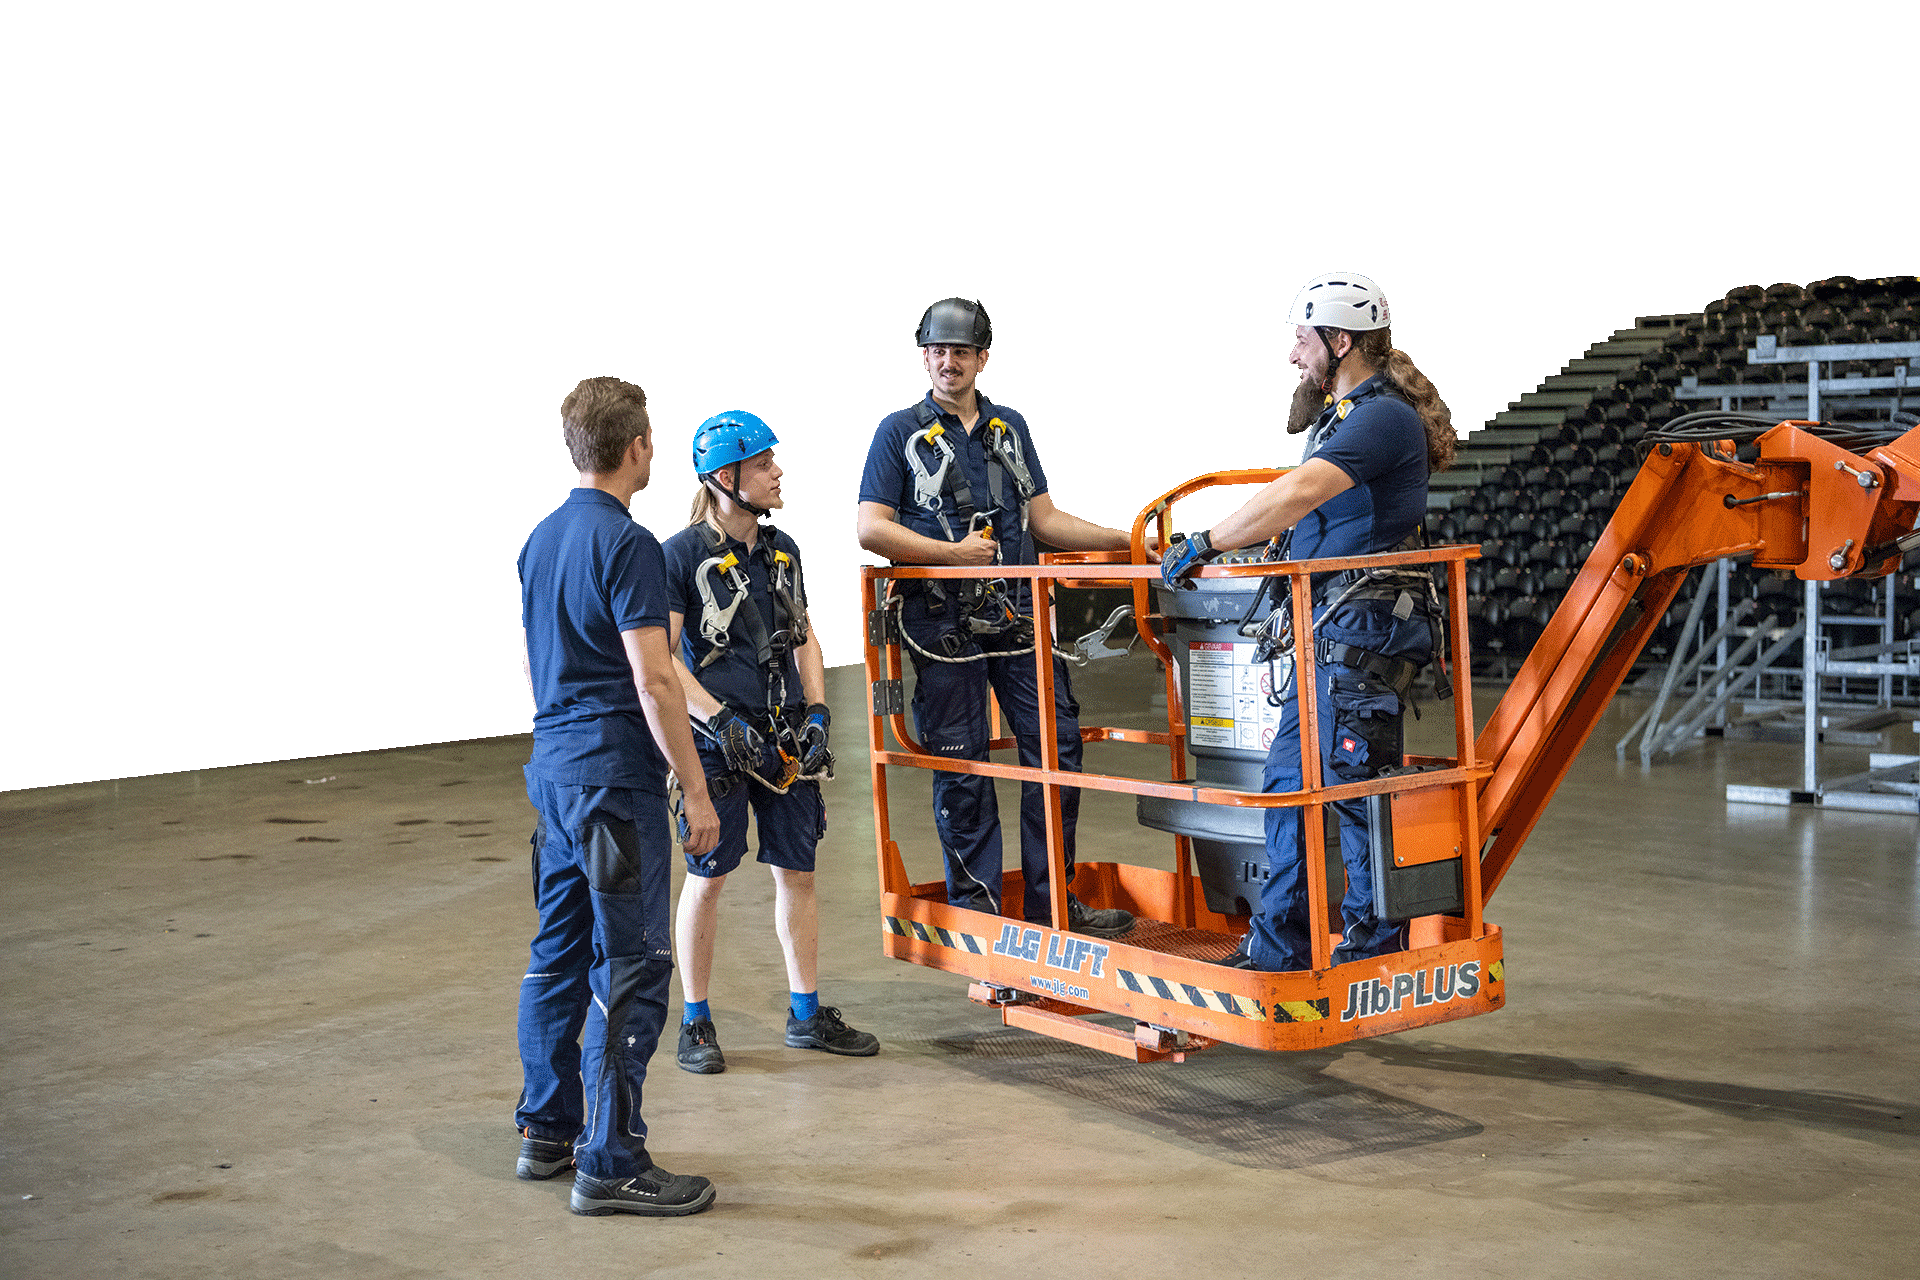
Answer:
[
  {"left": 1290, "top": 375, "right": 1429, "bottom": 561},
  {"left": 518, "top": 487, "right": 671, "bottom": 792},
  {"left": 662, "top": 522, "right": 808, "bottom": 719},
  {"left": 859, "top": 390, "right": 1050, "bottom": 579}
]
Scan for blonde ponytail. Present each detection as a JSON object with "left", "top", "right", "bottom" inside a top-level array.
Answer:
[{"left": 688, "top": 483, "right": 722, "bottom": 527}]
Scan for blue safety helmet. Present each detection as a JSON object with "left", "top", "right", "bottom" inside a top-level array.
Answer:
[{"left": 691, "top": 410, "right": 779, "bottom": 477}]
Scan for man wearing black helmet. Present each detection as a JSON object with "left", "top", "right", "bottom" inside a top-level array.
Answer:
[
  {"left": 1161, "top": 273, "right": 1456, "bottom": 973},
  {"left": 857, "top": 298, "right": 1139, "bottom": 938}
]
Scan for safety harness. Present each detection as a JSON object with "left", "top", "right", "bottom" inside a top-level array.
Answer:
[
  {"left": 897, "top": 402, "right": 1038, "bottom": 649},
  {"left": 1312, "top": 529, "right": 1452, "bottom": 707},
  {"left": 1239, "top": 381, "right": 1452, "bottom": 712},
  {"left": 687, "top": 520, "right": 818, "bottom": 791},
  {"left": 904, "top": 402, "right": 1037, "bottom": 542}
]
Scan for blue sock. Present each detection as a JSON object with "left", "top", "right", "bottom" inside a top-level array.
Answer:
[
  {"left": 790, "top": 990, "right": 819, "bottom": 1022},
  {"left": 684, "top": 999, "right": 710, "bottom": 1025}
]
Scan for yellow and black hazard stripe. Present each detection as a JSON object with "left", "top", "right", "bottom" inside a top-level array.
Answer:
[
  {"left": 1115, "top": 967, "right": 1269, "bottom": 1021},
  {"left": 1273, "top": 998, "right": 1330, "bottom": 1023},
  {"left": 883, "top": 915, "right": 989, "bottom": 955}
]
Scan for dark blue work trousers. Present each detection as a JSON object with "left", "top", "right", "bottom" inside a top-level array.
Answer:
[
  {"left": 515, "top": 774, "right": 674, "bottom": 1179},
  {"left": 1247, "top": 599, "right": 1431, "bottom": 971},
  {"left": 901, "top": 597, "right": 1083, "bottom": 922}
]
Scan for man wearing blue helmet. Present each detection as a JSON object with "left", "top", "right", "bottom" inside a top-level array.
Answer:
[
  {"left": 661, "top": 411, "right": 879, "bottom": 1072},
  {"left": 857, "top": 298, "right": 1140, "bottom": 937}
]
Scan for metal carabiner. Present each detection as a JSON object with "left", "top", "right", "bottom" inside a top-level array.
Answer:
[
  {"left": 1063, "top": 604, "right": 1139, "bottom": 666},
  {"left": 984, "top": 417, "right": 1035, "bottom": 500},
  {"left": 906, "top": 423, "right": 956, "bottom": 518},
  {"left": 966, "top": 510, "right": 996, "bottom": 546},
  {"left": 739, "top": 714, "right": 804, "bottom": 794},
  {"left": 695, "top": 551, "right": 750, "bottom": 650}
]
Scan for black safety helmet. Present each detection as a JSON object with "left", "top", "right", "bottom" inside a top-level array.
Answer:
[{"left": 915, "top": 297, "right": 992, "bottom": 348}]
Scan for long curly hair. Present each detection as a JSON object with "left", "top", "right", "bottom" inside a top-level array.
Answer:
[{"left": 1353, "top": 328, "right": 1455, "bottom": 472}]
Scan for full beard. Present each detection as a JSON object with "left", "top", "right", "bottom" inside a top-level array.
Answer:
[{"left": 1286, "top": 375, "right": 1324, "bottom": 434}]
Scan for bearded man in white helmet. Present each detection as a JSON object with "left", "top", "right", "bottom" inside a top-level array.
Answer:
[{"left": 1161, "top": 273, "right": 1457, "bottom": 972}]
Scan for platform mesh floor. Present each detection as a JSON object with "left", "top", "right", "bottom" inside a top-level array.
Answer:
[{"left": 1118, "top": 916, "right": 1240, "bottom": 961}]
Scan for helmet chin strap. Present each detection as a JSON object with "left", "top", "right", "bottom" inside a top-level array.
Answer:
[
  {"left": 1314, "top": 326, "right": 1347, "bottom": 396},
  {"left": 711, "top": 466, "right": 770, "bottom": 519}
]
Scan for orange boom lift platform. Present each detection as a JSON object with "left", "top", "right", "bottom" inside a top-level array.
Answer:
[{"left": 863, "top": 419, "right": 1920, "bottom": 1062}]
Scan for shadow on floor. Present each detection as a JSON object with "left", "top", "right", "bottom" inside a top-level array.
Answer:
[
  {"left": 1346, "top": 1038, "right": 1917, "bottom": 1145},
  {"left": 914, "top": 1027, "right": 1481, "bottom": 1170}
]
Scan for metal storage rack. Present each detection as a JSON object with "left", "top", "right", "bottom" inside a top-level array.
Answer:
[{"left": 1665, "top": 337, "right": 1920, "bottom": 811}]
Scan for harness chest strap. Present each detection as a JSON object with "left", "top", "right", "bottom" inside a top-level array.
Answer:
[
  {"left": 692, "top": 522, "right": 809, "bottom": 675},
  {"left": 1249, "top": 385, "right": 1429, "bottom": 638},
  {"left": 899, "top": 405, "right": 1027, "bottom": 627},
  {"left": 906, "top": 401, "right": 1035, "bottom": 540}
]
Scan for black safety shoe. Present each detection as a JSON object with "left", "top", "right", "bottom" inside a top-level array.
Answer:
[
  {"left": 784, "top": 1006, "right": 880, "bottom": 1056},
  {"left": 516, "top": 1127, "right": 575, "bottom": 1181},
  {"left": 1066, "top": 894, "right": 1135, "bottom": 939},
  {"left": 1216, "top": 938, "right": 1261, "bottom": 970},
  {"left": 569, "top": 1167, "right": 716, "bottom": 1217},
  {"left": 676, "top": 1019, "right": 725, "bottom": 1074}
]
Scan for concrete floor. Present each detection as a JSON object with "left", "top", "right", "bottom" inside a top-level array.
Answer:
[{"left": 3, "top": 653, "right": 1916, "bottom": 1279}]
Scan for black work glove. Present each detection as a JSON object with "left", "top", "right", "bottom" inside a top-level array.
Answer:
[{"left": 706, "top": 706, "right": 765, "bottom": 775}]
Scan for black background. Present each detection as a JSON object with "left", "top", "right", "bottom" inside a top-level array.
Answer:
[{"left": 15, "top": 208, "right": 1904, "bottom": 790}]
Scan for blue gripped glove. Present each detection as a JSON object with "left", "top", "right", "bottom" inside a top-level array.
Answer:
[
  {"left": 798, "top": 702, "right": 832, "bottom": 777},
  {"left": 706, "top": 706, "right": 766, "bottom": 776},
  {"left": 1160, "top": 529, "right": 1220, "bottom": 590}
]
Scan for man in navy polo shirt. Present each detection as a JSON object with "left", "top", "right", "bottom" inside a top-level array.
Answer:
[
  {"left": 514, "top": 376, "right": 722, "bottom": 1218},
  {"left": 856, "top": 297, "right": 1138, "bottom": 938},
  {"left": 1161, "top": 273, "right": 1456, "bottom": 973}
]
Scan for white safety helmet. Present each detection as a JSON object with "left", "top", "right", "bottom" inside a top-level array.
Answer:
[{"left": 1287, "top": 272, "right": 1390, "bottom": 331}]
